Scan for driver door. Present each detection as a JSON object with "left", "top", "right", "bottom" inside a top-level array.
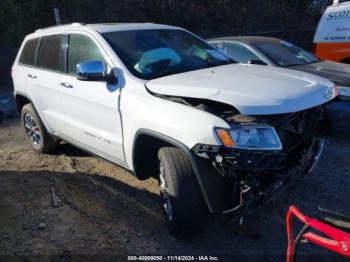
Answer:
[{"left": 59, "top": 33, "right": 126, "bottom": 165}]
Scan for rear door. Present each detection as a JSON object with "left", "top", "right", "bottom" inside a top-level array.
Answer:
[
  {"left": 13, "top": 38, "right": 40, "bottom": 97},
  {"left": 26, "top": 35, "right": 66, "bottom": 134},
  {"left": 59, "top": 33, "right": 125, "bottom": 165}
]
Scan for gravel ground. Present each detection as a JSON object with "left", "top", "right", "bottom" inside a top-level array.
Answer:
[{"left": 0, "top": 118, "right": 349, "bottom": 261}]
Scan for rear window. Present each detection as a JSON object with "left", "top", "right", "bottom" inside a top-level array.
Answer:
[
  {"left": 19, "top": 38, "right": 39, "bottom": 66},
  {"left": 38, "top": 35, "right": 63, "bottom": 71}
]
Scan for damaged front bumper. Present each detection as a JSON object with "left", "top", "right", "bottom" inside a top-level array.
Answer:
[
  {"left": 192, "top": 137, "right": 325, "bottom": 219},
  {"left": 222, "top": 138, "right": 324, "bottom": 219}
]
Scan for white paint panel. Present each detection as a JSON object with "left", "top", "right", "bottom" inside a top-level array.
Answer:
[{"left": 147, "top": 64, "right": 336, "bottom": 116}]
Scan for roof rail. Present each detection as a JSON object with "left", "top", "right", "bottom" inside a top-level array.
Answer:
[
  {"left": 71, "top": 22, "right": 85, "bottom": 26},
  {"left": 34, "top": 22, "right": 85, "bottom": 33}
]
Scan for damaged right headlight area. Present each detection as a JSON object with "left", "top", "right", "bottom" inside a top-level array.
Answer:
[
  {"left": 215, "top": 124, "right": 283, "bottom": 151},
  {"left": 192, "top": 106, "right": 325, "bottom": 218}
]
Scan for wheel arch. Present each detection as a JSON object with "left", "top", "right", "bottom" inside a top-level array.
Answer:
[
  {"left": 132, "top": 129, "right": 215, "bottom": 212},
  {"left": 15, "top": 91, "right": 31, "bottom": 113},
  {"left": 15, "top": 91, "right": 53, "bottom": 137}
]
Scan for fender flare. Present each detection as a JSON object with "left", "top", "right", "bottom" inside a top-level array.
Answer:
[
  {"left": 14, "top": 91, "right": 36, "bottom": 112},
  {"left": 132, "top": 129, "right": 215, "bottom": 213},
  {"left": 15, "top": 91, "right": 52, "bottom": 135}
]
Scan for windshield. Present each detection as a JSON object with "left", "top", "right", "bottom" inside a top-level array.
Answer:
[
  {"left": 252, "top": 40, "right": 319, "bottom": 67},
  {"left": 103, "top": 29, "right": 234, "bottom": 80}
]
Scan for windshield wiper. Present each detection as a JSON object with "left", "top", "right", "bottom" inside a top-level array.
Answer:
[
  {"left": 306, "top": 60, "right": 321, "bottom": 65},
  {"left": 284, "top": 60, "right": 320, "bottom": 67},
  {"left": 205, "top": 60, "right": 235, "bottom": 69},
  {"left": 283, "top": 63, "right": 305, "bottom": 67},
  {"left": 150, "top": 68, "right": 176, "bottom": 79}
]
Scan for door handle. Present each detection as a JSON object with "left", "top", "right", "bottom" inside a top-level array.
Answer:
[
  {"left": 28, "top": 74, "right": 37, "bottom": 79},
  {"left": 60, "top": 82, "right": 73, "bottom": 88}
]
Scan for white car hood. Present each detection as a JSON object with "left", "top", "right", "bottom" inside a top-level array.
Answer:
[{"left": 146, "top": 64, "right": 337, "bottom": 115}]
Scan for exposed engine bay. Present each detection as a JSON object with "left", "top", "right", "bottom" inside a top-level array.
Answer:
[{"left": 161, "top": 94, "right": 325, "bottom": 217}]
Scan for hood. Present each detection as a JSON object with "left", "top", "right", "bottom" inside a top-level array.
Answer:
[
  {"left": 290, "top": 61, "right": 350, "bottom": 87},
  {"left": 146, "top": 64, "right": 336, "bottom": 115}
]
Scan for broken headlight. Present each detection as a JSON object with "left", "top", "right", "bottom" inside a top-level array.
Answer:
[{"left": 215, "top": 124, "right": 283, "bottom": 150}]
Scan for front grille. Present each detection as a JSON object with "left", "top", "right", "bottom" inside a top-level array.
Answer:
[
  {"left": 222, "top": 150, "right": 286, "bottom": 171},
  {"left": 268, "top": 106, "right": 323, "bottom": 150}
]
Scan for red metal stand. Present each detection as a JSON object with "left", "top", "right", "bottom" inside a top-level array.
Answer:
[{"left": 286, "top": 205, "right": 350, "bottom": 262}]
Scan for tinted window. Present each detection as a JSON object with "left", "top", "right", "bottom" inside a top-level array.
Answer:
[
  {"left": 19, "top": 38, "right": 39, "bottom": 66},
  {"left": 38, "top": 35, "right": 63, "bottom": 71},
  {"left": 210, "top": 42, "right": 223, "bottom": 48},
  {"left": 223, "top": 43, "right": 259, "bottom": 64},
  {"left": 103, "top": 29, "right": 234, "bottom": 80},
  {"left": 68, "top": 35, "right": 106, "bottom": 75},
  {"left": 252, "top": 40, "right": 319, "bottom": 67}
]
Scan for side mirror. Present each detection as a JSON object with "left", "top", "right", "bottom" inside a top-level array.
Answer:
[
  {"left": 248, "top": 59, "right": 268, "bottom": 66},
  {"left": 76, "top": 60, "right": 116, "bottom": 83}
]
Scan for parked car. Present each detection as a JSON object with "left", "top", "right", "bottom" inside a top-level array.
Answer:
[
  {"left": 313, "top": 0, "right": 350, "bottom": 63},
  {"left": 12, "top": 23, "right": 336, "bottom": 238},
  {"left": 207, "top": 36, "right": 350, "bottom": 101}
]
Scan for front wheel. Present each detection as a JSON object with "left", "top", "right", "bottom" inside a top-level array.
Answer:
[{"left": 158, "top": 147, "right": 208, "bottom": 238}]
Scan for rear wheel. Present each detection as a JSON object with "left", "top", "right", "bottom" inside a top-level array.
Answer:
[
  {"left": 158, "top": 147, "right": 208, "bottom": 238},
  {"left": 21, "top": 103, "right": 57, "bottom": 153}
]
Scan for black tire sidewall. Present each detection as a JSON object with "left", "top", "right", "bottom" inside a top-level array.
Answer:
[{"left": 158, "top": 147, "right": 208, "bottom": 238}]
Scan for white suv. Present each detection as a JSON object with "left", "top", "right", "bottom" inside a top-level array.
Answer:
[{"left": 12, "top": 23, "right": 336, "bottom": 238}]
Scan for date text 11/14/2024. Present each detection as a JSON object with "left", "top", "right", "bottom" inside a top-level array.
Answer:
[{"left": 127, "top": 255, "right": 220, "bottom": 261}]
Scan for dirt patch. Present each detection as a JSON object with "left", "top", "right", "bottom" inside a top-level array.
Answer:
[{"left": 0, "top": 119, "right": 349, "bottom": 261}]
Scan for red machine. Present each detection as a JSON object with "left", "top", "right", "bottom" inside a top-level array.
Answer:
[{"left": 286, "top": 205, "right": 350, "bottom": 262}]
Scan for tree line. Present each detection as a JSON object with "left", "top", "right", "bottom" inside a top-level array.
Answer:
[{"left": 0, "top": 0, "right": 334, "bottom": 49}]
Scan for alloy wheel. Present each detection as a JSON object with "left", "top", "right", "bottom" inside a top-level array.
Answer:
[{"left": 23, "top": 113, "right": 41, "bottom": 146}]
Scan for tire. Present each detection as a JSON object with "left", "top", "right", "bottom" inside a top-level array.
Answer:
[
  {"left": 158, "top": 147, "right": 208, "bottom": 238},
  {"left": 21, "top": 103, "right": 57, "bottom": 153}
]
